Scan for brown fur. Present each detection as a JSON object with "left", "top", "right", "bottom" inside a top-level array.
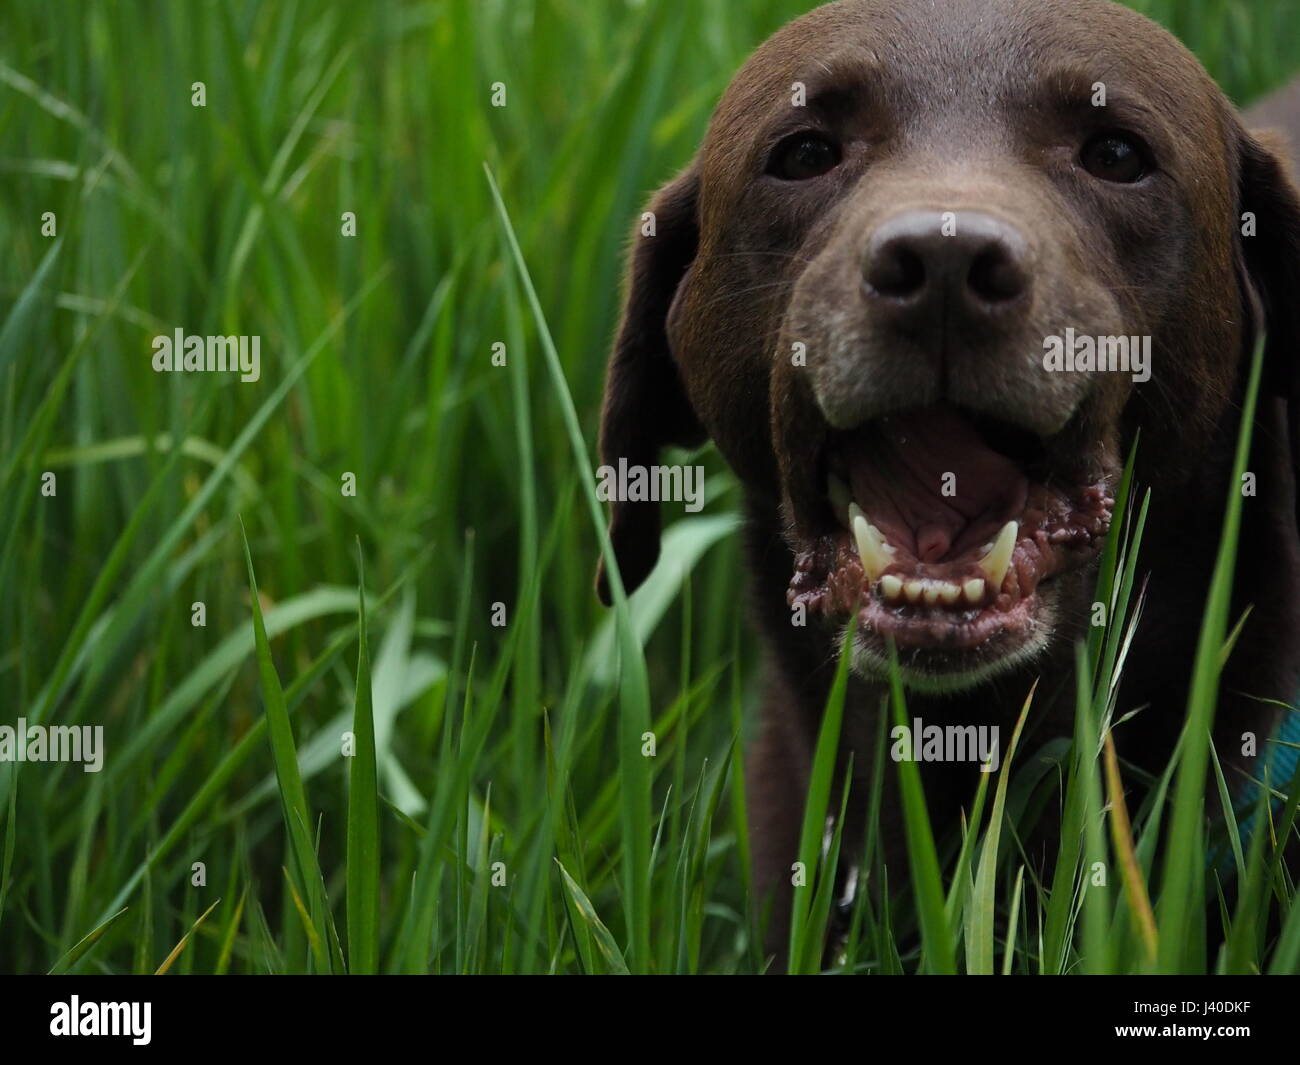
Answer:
[{"left": 596, "top": 0, "right": 1300, "bottom": 962}]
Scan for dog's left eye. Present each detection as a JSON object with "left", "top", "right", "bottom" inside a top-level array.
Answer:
[
  {"left": 768, "top": 133, "right": 842, "bottom": 180},
  {"left": 1079, "top": 131, "right": 1150, "bottom": 183}
]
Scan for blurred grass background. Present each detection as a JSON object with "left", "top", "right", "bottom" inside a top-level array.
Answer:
[{"left": 0, "top": 0, "right": 1297, "bottom": 974}]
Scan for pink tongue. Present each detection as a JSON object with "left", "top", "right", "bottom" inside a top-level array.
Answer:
[{"left": 843, "top": 408, "right": 1028, "bottom": 561}]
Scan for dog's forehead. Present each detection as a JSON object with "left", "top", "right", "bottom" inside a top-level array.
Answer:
[{"left": 703, "top": 0, "right": 1221, "bottom": 165}]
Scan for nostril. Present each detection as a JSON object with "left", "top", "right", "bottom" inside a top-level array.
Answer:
[
  {"left": 967, "top": 244, "right": 1026, "bottom": 304},
  {"left": 866, "top": 242, "right": 926, "bottom": 299}
]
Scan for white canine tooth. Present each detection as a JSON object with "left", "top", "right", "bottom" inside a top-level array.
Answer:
[
  {"left": 880, "top": 574, "right": 904, "bottom": 601},
  {"left": 938, "top": 582, "right": 961, "bottom": 605},
  {"left": 977, "top": 521, "right": 1018, "bottom": 590},
  {"left": 963, "top": 577, "right": 986, "bottom": 605},
  {"left": 827, "top": 474, "right": 852, "bottom": 520},
  {"left": 904, "top": 580, "right": 925, "bottom": 603},
  {"left": 849, "top": 503, "right": 893, "bottom": 581}
]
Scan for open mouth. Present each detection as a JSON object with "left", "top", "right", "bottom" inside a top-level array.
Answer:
[{"left": 787, "top": 404, "right": 1114, "bottom": 679}]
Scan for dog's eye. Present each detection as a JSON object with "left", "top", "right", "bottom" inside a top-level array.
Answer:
[
  {"left": 768, "top": 133, "right": 842, "bottom": 180},
  {"left": 1079, "top": 131, "right": 1149, "bottom": 183}
]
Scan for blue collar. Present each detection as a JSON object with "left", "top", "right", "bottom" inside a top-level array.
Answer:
[{"left": 1217, "top": 706, "right": 1300, "bottom": 872}]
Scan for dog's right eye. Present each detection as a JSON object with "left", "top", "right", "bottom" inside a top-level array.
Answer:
[{"left": 767, "top": 133, "right": 842, "bottom": 180}]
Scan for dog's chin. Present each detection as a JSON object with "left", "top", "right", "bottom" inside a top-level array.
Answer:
[
  {"left": 786, "top": 403, "right": 1115, "bottom": 691},
  {"left": 839, "top": 585, "right": 1057, "bottom": 695}
]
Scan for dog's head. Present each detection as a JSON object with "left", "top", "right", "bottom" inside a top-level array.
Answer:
[{"left": 596, "top": 0, "right": 1300, "bottom": 692}]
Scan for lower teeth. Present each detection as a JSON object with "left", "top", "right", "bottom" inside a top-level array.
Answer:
[{"left": 880, "top": 576, "right": 986, "bottom": 608}]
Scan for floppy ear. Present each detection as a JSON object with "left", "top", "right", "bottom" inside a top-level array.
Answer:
[
  {"left": 1237, "top": 130, "right": 1300, "bottom": 488},
  {"left": 594, "top": 166, "right": 708, "bottom": 605}
]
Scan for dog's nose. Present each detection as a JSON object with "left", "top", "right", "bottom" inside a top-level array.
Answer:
[{"left": 863, "top": 210, "right": 1029, "bottom": 326}]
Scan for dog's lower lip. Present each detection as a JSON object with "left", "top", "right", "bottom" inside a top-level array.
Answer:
[
  {"left": 788, "top": 486, "right": 1107, "bottom": 639},
  {"left": 852, "top": 592, "right": 1038, "bottom": 651}
]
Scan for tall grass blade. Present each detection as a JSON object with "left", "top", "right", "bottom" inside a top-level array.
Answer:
[{"left": 346, "top": 547, "right": 381, "bottom": 974}]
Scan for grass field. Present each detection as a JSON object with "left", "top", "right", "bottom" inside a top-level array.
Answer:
[{"left": 2, "top": 0, "right": 1299, "bottom": 975}]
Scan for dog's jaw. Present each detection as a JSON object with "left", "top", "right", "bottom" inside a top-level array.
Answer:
[{"left": 784, "top": 403, "right": 1115, "bottom": 690}]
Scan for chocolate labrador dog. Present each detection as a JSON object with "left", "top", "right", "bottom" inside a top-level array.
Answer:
[{"left": 595, "top": 0, "right": 1300, "bottom": 958}]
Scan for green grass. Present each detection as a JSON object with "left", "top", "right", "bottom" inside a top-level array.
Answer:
[{"left": 1, "top": 0, "right": 1298, "bottom": 975}]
